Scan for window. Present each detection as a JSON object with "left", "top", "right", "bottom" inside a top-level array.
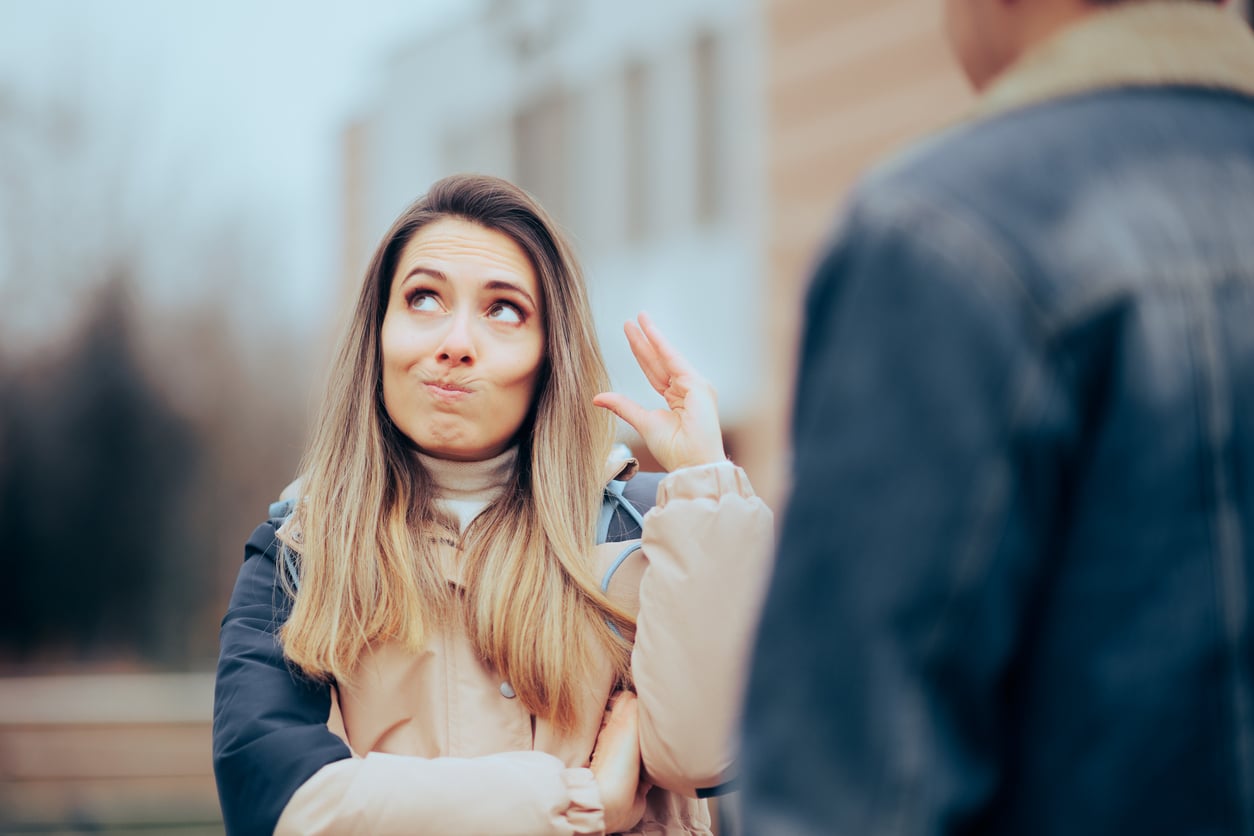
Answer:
[
  {"left": 692, "top": 30, "right": 723, "bottom": 226},
  {"left": 624, "top": 60, "right": 650, "bottom": 243},
  {"left": 513, "top": 91, "right": 570, "bottom": 223}
]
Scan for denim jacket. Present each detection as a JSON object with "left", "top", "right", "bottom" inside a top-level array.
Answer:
[{"left": 740, "top": 4, "right": 1254, "bottom": 834}]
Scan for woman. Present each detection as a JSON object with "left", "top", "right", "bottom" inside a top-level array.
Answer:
[{"left": 212, "top": 174, "right": 773, "bottom": 835}]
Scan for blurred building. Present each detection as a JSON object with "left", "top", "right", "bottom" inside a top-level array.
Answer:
[
  {"left": 757, "top": 0, "right": 972, "bottom": 496},
  {"left": 341, "top": 0, "right": 767, "bottom": 472},
  {"left": 754, "top": 0, "right": 1248, "bottom": 496},
  {"left": 339, "top": 0, "right": 976, "bottom": 501}
]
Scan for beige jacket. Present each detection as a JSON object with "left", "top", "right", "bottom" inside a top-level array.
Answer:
[{"left": 275, "top": 460, "right": 774, "bottom": 835}]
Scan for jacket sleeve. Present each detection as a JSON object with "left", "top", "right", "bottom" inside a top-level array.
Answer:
[
  {"left": 275, "top": 752, "right": 605, "bottom": 836},
  {"left": 213, "top": 521, "right": 354, "bottom": 836},
  {"left": 631, "top": 461, "right": 776, "bottom": 797},
  {"left": 214, "top": 522, "right": 607, "bottom": 836},
  {"left": 737, "top": 187, "right": 1055, "bottom": 833}
]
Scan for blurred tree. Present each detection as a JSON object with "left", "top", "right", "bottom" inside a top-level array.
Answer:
[
  {"left": 0, "top": 277, "right": 201, "bottom": 665},
  {"left": 0, "top": 62, "right": 314, "bottom": 672}
]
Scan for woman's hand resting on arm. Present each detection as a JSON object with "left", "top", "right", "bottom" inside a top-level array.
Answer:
[
  {"left": 593, "top": 313, "right": 726, "bottom": 472},
  {"left": 590, "top": 691, "right": 647, "bottom": 834}
]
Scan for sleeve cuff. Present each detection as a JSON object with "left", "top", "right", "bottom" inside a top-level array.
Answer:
[
  {"left": 657, "top": 461, "right": 755, "bottom": 504},
  {"left": 560, "top": 767, "right": 607, "bottom": 834},
  {"left": 277, "top": 753, "right": 608, "bottom": 836}
]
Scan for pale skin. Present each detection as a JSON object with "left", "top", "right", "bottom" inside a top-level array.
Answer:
[{"left": 944, "top": 0, "right": 1105, "bottom": 89}]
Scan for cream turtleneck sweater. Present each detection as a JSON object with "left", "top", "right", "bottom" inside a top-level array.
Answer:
[{"left": 415, "top": 446, "right": 517, "bottom": 533}]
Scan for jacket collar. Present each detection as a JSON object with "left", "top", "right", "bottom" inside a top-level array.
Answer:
[
  {"left": 974, "top": 1, "right": 1254, "bottom": 119},
  {"left": 433, "top": 453, "right": 640, "bottom": 584},
  {"left": 605, "top": 455, "right": 639, "bottom": 484}
]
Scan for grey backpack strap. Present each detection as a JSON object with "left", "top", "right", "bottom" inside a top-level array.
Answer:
[
  {"left": 609, "top": 479, "right": 647, "bottom": 531},
  {"left": 267, "top": 498, "right": 301, "bottom": 593},
  {"left": 280, "top": 544, "right": 301, "bottom": 593},
  {"left": 597, "top": 479, "right": 651, "bottom": 638},
  {"left": 595, "top": 483, "right": 621, "bottom": 545},
  {"left": 601, "top": 542, "right": 643, "bottom": 593},
  {"left": 597, "top": 478, "right": 649, "bottom": 546}
]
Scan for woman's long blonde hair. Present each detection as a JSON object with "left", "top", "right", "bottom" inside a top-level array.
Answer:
[{"left": 279, "top": 174, "right": 634, "bottom": 730}]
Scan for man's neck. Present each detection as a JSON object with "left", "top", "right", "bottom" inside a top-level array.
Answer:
[
  {"left": 972, "top": 0, "right": 1254, "bottom": 117},
  {"left": 984, "top": 0, "right": 1099, "bottom": 91}
]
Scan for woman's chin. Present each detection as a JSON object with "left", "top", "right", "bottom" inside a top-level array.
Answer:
[{"left": 414, "top": 439, "right": 504, "bottom": 462}]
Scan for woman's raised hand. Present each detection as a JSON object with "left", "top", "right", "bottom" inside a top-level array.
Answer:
[{"left": 593, "top": 313, "right": 727, "bottom": 472}]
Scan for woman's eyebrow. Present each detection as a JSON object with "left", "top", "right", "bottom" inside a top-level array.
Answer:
[
  {"left": 485, "top": 279, "right": 538, "bottom": 311},
  {"left": 402, "top": 266, "right": 447, "bottom": 283}
]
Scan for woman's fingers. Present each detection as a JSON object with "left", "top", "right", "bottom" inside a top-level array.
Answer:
[
  {"left": 625, "top": 313, "right": 704, "bottom": 401},
  {"left": 636, "top": 312, "right": 697, "bottom": 377},
  {"left": 604, "top": 690, "right": 638, "bottom": 731},
  {"left": 595, "top": 692, "right": 640, "bottom": 773},
  {"left": 624, "top": 319, "right": 670, "bottom": 394},
  {"left": 592, "top": 392, "right": 655, "bottom": 438},
  {"left": 591, "top": 692, "right": 641, "bottom": 833},
  {"left": 603, "top": 312, "right": 726, "bottom": 470}
]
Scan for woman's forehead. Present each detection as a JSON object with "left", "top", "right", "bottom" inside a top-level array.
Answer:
[{"left": 395, "top": 218, "right": 537, "bottom": 291}]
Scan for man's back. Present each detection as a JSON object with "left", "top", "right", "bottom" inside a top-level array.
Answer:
[
  {"left": 925, "top": 83, "right": 1254, "bottom": 834},
  {"left": 740, "top": 5, "right": 1254, "bottom": 833}
]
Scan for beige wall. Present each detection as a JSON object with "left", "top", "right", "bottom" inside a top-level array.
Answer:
[
  {"left": 743, "top": 0, "right": 973, "bottom": 504},
  {"left": 341, "top": 118, "right": 371, "bottom": 307}
]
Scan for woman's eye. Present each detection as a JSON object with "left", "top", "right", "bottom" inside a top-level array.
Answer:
[
  {"left": 408, "top": 291, "right": 441, "bottom": 312},
  {"left": 486, "top": 301, "right": 523, "bottom": 323}
]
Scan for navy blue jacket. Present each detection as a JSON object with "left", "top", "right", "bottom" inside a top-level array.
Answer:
[
  {"left": 740, "top": 23, "right": 1254, "bottom": 836},
  {"left": 212, "top": 472, "right": 662, "bottom": 836}
]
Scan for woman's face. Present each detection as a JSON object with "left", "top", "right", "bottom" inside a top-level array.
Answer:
[{"left": 380, "top": 217, "right": 545, "bottom": 461}]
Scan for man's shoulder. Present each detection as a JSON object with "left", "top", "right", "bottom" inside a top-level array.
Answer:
[
  {"left": 860, "top": 85, "right": 1240, "bottom": 208},
  {"left": 837, "top": 85, "right": 1254, "bottom": 330},
  {"left": 830, "top": 112, "right": 1030, "bottom": 264},
  {"left": 839, "top": 113, "right": 1037, "bottom": 251},
  {"left": 813, "top": 102, "right": 1105, "bottom": 320},
  {"left": 854, "top": 95, "right": 1088, "bottom": 212}
]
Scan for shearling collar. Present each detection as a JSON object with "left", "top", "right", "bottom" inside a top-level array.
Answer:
[
  {"left": 974, "top": 1, "right": 1254, "bottom": 119},
  {"left": 603, "top": 440, "right": 640, "bottom": 484}
]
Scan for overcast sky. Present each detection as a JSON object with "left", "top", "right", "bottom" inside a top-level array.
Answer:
[{"left": 0, "top": 0, "right": 471, "bottom": 339}]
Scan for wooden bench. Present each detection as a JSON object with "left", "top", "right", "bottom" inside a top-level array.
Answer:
[{"left": 0, "top": 673, "right": 222, "bottom": 834}]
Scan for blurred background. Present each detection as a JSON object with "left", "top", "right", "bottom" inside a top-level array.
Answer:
[{"left": 2, "top": 0, "right": 1247, "bottom": 832}]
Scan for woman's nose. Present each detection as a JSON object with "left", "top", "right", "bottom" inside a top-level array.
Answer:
[{"left": 435, "top": 311, "right": 476, "bottom": 364}]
